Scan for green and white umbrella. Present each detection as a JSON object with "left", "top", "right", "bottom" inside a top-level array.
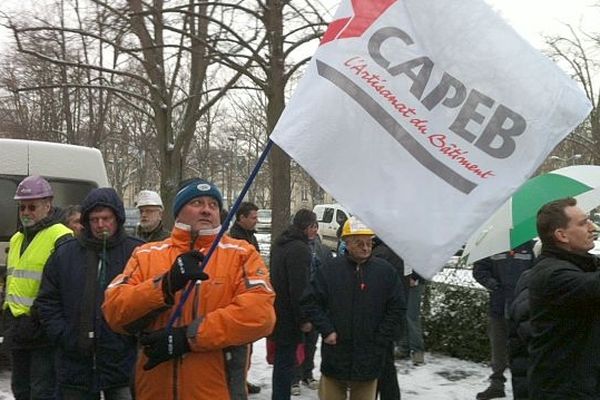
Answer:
[{"left": 462, "top": 165, "right": 600, "bottom": 264}]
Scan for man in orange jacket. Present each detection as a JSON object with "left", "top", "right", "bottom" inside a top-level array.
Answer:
[{"left": 102, "top": 178, "right": 276, "bottom": 399}]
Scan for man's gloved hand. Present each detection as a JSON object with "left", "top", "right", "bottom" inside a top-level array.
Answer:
[
  {"left": 485, "top": 278, "right": 500, "bottom": 292},
  {"left": 163, "top": 250, "right": 209, "bottom": 296},
  {"left": 140, "top": 326, "right": 191, "bottom": 370}
]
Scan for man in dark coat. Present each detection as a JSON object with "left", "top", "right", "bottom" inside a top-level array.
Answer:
[
  {"left": 228, "top": 201, "right": 262, "bottom": 394},
  {"left": 302, "top": 217, "right": 405, "bottom": 400},
  {"left": 270, "top": 209, "right": 318, "bottom": 400},
  {"left": 292, "top": 235, "right": 331, "bottom": 393},
  {"left": 372, "top": 238, "right": 407, "bottom": 400},
  {"left": 36, "top": 187, "right": 143, "bottom": 399},
  {"left": 473, "top": 240, "right": 535, "bottom": 400},
  {"left": 528, "top": 197, "right": 600, "bottom": 399},
  {"left": 229, "top": 201, "right": 260, "bottom": 252},
  {"left": 508, "top": 269, "right": 533, "bottom": 400}
]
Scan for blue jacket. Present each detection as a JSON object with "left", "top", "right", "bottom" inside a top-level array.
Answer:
[
  {"left": 473, "top": 241, "right": 535, "bottom": 318},
  {"left": 36, "top": 188, "right": 143, "bottom": 391}
]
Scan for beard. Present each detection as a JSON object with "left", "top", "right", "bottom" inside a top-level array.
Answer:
[
  {"left": 139, "top": 220, "right": 159, "bottom": 232},
  {"left": 20, "top": 217, "right": 35, "bottom": 228}
]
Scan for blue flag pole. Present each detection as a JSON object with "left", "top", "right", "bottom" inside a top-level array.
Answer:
[{"left": 166, "top": 139, "right": 274, "bottom": 331}]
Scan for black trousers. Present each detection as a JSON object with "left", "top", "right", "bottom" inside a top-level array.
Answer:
[
  {"left": 10, "top": 346, "right": 57, "bottom": 400},
  {"left": 377, "top": 343, "right": 401, "bottom": 400},
  {"left": 294, "top": 330, "right": 318, "bottom": 383}
]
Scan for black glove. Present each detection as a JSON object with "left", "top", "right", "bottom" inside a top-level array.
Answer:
[
  {"left": 163, "top": 250, "right": 209, "bottom": 297},
  {"left": 140, "top": 326, "right": 191, "bottom": 370},
  {"left": 485, "top": 278, "right": 500, "bottom": 292}
]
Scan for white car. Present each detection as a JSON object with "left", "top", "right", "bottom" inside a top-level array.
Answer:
[
  {"left": 313, "top": 203, "right": 350, "bottom": 252},
  {"left": 256, "top": 209, "right": 272, "bottom": 233}
]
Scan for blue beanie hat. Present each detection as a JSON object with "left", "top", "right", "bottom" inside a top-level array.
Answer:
[{"left": 173, "top": 178, "right": 223, "bottom": 217}]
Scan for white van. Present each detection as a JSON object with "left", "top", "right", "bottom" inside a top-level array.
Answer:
[
  {"left": 313, "top": 203, "right": 350, "bottom": 251},
  {"left": 0, "top": 139, "right": 109, "bottom": 274}
]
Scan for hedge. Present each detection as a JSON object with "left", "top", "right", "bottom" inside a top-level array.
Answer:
[{"left": 422, "top": 280, "right": 491, "bottom": 362}]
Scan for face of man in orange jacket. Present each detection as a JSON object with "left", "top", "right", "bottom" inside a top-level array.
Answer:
[{"left": 176, "top": 196, "right": 220, "bottom": 232}]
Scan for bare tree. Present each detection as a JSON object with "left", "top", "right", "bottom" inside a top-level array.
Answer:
[
  {"left": 2, "top": 0, "right": 332, "bottom": 234},
  {"left": 197, "top": 0, "right": 330, "bottom": 238},
  {"left": 544, "top": 24, "right": 600, "bottom": 164},
  {"left": 3, "top": 0, "right": 246, "bottom": 225}
]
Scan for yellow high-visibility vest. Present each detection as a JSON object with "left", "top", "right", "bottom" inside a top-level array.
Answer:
[{"left": 4, "top": 223, "right": 72, "bottom": 317}]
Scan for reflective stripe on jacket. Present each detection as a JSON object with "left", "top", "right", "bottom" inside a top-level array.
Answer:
[
  {"left": 102, "top": 223, "right": 275, "bottom": 400},
  {"left": 4, "top": 223, "right": 72, "bottom": 316}
]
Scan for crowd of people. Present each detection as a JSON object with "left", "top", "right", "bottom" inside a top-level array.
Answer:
[{"left": 3, "top": 174, "right": 599, "bottom": 400}]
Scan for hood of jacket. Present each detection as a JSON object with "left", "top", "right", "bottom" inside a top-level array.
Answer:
[
  {"left": 275, "top": 225, "right": 308, "bottom": 247},
  {"left": 80, "top": 188, "right": 127, "bottom": 249},
  {"left": 81, "top": 187, "right": 126, "bottom": 227}
]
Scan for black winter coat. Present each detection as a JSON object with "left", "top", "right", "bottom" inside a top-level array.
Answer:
[
  {"left": 229, "top": 222, "right": 260, "bottom": 252},
  {"left": 508, "top": 269, "right": 533, "bottom": 400},
  {"left": 270, "top": 225, "right": 311, "bottom": 345},
  {"left": 302, "top": 254, "right": 405, "bottom": 381},
  {"left": 528, "top": 245, "right": 600, "bottom": 399},
  {"left": 35, "top": 188, "right": 143, "bottom": 391},
  {"left": 473, "top": 241, "right": 535, "bottom": 318}
]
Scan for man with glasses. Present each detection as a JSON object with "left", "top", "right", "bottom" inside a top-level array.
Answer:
[
  {"left": 135, "top": 190, "right": 169, "bottom": 242},
  {"left": 302, "top": 217, "right": 405, "bottom": 400},
  {"left": 3, "top": 175, "right": 73, "bottom": 400}
]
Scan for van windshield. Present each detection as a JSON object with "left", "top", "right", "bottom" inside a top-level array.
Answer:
[{"left": 0, "top": 175, "right": 96, "bottom": 241}]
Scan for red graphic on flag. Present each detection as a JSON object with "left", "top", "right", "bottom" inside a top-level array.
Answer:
[{"left": 321, "top": 0, "right": 397, "bottom": 45}]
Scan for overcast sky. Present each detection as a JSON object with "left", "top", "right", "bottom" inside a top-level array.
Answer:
[{"left": 0, "top": 0, "right": 597, "bottom": 60}]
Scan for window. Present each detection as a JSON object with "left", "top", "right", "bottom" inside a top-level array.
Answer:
[
  {"left": 336, "top": 210, "right": 348, "bottom": 226},
  {"left": 0, "top": 175, "right": 97, "bottom": 241},
  {"left": 321, "top": 208, "right": 334, "bottom": 223},
  {"left": 0, "top": 178, "right": 18, "bottom": 240},
  {"left": 301, "top": 187, "right": 308, "bottom": 201}
]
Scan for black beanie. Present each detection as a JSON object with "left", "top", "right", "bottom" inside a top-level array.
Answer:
[{"left": 293, "top": 209, "right": 317, "bottom": 230}]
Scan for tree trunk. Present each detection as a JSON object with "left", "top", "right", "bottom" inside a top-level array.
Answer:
[{"left": 265, "top": 0, "right": 290, "bottom": 241}]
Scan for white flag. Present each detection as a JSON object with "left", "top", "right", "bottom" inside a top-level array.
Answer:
[{"left": 271, "top": 0, "right": 591, "bottom": 278}]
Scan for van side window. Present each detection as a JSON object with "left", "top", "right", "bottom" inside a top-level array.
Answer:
[
  {"left": 322, "top": 208, "right": 334, "bottom": 224},
  {"left": 0, "top": 178, "right": 18, "bottom": 240},
  {"left": 336, "top": 210, "right": 348, "bottom": 227}
]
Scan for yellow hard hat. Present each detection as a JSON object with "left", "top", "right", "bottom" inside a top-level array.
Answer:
[{"left": 341, "top": 217, "right": 375, "bottom": 238}]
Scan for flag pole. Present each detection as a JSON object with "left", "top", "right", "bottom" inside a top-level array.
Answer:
[{"left": 166, "top": 139, "right": 274, "bottom": 331}]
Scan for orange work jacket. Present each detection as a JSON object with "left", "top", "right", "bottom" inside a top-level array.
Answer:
[{"left": 102, "top": 223, "right": 275, "bottom": 399}]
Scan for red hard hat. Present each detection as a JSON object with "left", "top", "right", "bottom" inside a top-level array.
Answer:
[{"left": 14, "top": 175, "right": 54, "bottom": 200}]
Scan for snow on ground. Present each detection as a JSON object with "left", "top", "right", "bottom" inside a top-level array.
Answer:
[
  {"left": 247, "top": 338, "right": 512, "bottom": 400},
  {"left": 0, "top": 339, "right": 510, "bottom": 399},
  {"left": 0, "top": 371, "right": 11, "bottom": 399}
]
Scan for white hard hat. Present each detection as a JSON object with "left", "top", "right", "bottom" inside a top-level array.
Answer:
[{"left": 136, "top": 190, "right": 163, "bottom": 208}]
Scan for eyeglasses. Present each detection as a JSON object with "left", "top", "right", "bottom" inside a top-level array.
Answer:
[
  {"left": 347, "top": 238, "right": 373, "bottom": 248},
  {"left": 19, "top": 204, "right": 38, "bottom": 212}
]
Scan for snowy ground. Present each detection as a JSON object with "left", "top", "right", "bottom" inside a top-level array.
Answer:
[
  {"left": 0, "top": 371, "right": 10, "bottom": 399},
  {"left": 0, "top": 338, "right": 510, "bottom": 399},
  {"left": 0, "top": 242, "right": 498, "bottom": 399},
  {"left": 247, "top": 338, "right": 511, "bottom": 400}
]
